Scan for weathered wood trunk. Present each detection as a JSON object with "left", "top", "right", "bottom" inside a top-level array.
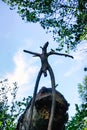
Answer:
[{"left": 16, "top": 87, "right": 69, "bottom": 130}]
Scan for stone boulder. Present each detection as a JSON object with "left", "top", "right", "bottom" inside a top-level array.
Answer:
[{"left": 16, "top": 87, "right": 69, "bottom": 130}]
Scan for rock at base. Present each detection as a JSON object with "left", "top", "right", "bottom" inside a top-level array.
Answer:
[{"left": 16, "top": 87, "right": 69, "bottom": 130}]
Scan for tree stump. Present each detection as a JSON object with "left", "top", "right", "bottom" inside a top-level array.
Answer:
[{"left": 16, "top": 87, "right": 69, "bottom": 130}]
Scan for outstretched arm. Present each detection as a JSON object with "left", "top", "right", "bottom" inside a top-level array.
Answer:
[
  {"left": 48, "top": 51, "right": 74, "bottom": 59},
  {"left": 23, "top": 50, "right": 40, "bottom": 57}
]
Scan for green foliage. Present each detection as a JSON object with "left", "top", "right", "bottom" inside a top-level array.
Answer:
[
  {"left": 66, "top": 76, "right": 87, "bottom": 130},
  {"left": 78, "top": 76, "right": 87, "bottom": 103},
  {"left": 0, "top": 79, "right": 31, "bottom": 130},
  {"left": 66, "top": 104, "right": 87, "bottom": 130},
  {"left": 0, "top": 79, "right": 17, "bottom": 130},
  {"left": 2, "top": 0, "right": 87, "bottom": 51}
]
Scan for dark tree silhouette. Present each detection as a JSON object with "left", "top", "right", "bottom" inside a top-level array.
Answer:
[{"left": 23, "top": 42, "right": 73, "bottom": 130}]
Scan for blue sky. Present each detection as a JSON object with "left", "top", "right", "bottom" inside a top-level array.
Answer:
[{"left": 0, "top": 1, "right": 87, "bottom": 119}]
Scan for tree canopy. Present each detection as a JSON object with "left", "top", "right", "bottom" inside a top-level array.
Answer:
[
  {"left": 66, "top": 76, "right": 87, "bottom": 130},
  {"left": 0, "top": 79, "right": 31, "bottom": 130},
  {"left": 2, "top": 0, "right": 87, "bottom": 51}
]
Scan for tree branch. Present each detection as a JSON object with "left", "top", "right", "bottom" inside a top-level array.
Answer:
[
  {"left": 23, "top": 50, "right": 40, "bottom": 57},
  {"left": 48, "top": 51, "right": 74, "bottom": 59}
]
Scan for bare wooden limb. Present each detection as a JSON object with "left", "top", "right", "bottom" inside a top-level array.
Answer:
[
  {"left": 47, "top": 65, "right": 56, "bottom": 130},
  {"left": 48, "top": 51, "right": 74, "bottom": 59},
  {"left": 23, "top": 50, "right": 40, "bottom": 57},
  {"left": 28, "top": 69, "right": 42, "bottom": 129},
  {"left": 23, "top": 42, "right": 73, "bottom": 130}
]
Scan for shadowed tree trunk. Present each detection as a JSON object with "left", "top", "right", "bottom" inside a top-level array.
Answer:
[{"left": 16, "top": 87, "right": 69, "bottom": 130}]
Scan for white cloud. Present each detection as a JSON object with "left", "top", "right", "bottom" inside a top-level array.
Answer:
[
  {"left": 64, "top": 41, "right": 87, "bottom": 77},
  {"left": 6, "top": 49, "right": 38, "bottom": 87},
  {"left": 4, "top": 49, "right": 40, "bottom": 100},
  {"left": 64, "top": 63, "right": 82, "bottom": 77},
  {"left": 72, "top": 41, "right": 87, "bottom": 61}
]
